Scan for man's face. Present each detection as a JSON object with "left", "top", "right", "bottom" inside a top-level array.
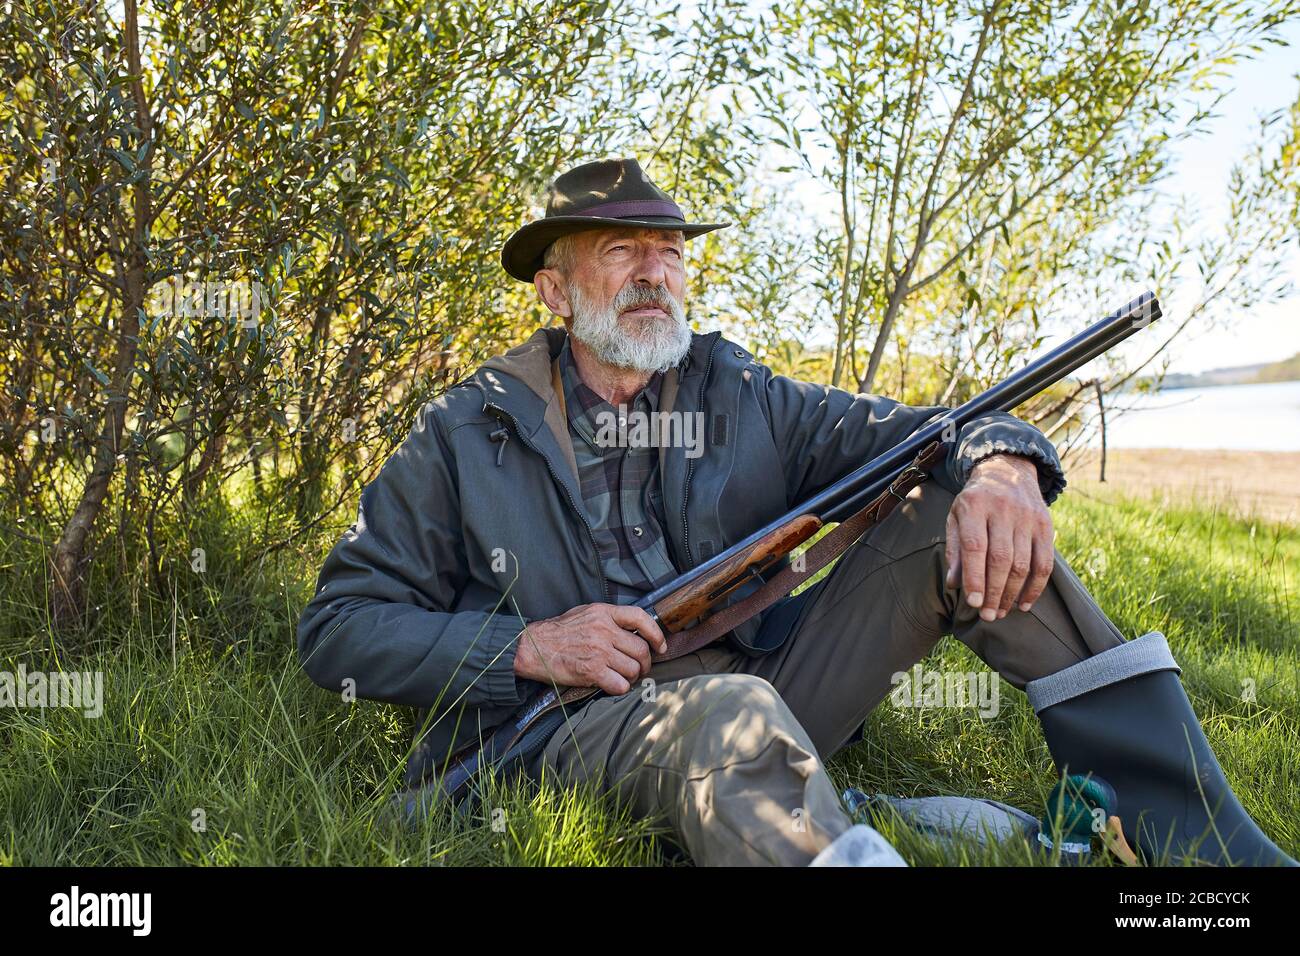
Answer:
[{"left": 547, "top": 226, "right": 692, "bottom": 373}]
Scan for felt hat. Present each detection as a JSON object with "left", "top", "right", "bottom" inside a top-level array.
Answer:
[{"left": 501, "top": 157, "right": 730, "bottom": 282}]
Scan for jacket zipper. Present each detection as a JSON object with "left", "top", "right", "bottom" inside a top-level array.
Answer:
[
  {"left": 485, "top": 402, "right": 610, "bottom": 603},
  {"left": 680, "top": 337, "right": 718, "bottom": 566}
]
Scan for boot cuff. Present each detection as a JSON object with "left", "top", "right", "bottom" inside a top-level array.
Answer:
[{"left": 1025, "top": 632, "right": 1180, "bottom": 715}]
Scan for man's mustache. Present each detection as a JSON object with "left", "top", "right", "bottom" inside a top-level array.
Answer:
[{"left": 614, "top": 285, "right": 679, "bottom": 316}]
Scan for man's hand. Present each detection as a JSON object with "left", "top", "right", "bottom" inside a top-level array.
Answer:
[
  {"left": 513, "top": 603, "right": 668, "bottom": 695},
  {"left": 945, "top": 453, "right": 1055, "bottom": 622}
]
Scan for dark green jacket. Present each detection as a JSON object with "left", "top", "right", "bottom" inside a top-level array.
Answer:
[{"left": 296, "top": 326, "right": 1066, "bottom": 773}]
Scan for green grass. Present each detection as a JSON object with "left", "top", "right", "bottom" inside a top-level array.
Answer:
[{"left": 0, "top": 487, "right": 1295, "bottom": 865}]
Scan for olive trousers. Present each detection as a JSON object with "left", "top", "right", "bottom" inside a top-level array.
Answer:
[{"left": 524, "top": 480, "right": 1126, "bottom": 865}]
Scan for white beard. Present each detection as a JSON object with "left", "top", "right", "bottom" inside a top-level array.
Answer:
[{"left": 568, "top": 280, "right": 692, "bottom": 373}]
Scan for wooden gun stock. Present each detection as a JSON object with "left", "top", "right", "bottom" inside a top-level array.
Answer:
[{"left": 650, "top": 514, "right": 823, "bottom": 632}]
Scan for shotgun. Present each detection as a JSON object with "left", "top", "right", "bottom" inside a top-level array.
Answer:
[{"left": 398, "top": 291, "right": 1162, "bottom": 812}]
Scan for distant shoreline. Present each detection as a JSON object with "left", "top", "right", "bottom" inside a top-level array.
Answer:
[
  {"left": 1151, "top": 351, "right": 1300, "bottom": 389},
  {"left": 1161, "top": 377, "right": 1300, "bottom": 390}
]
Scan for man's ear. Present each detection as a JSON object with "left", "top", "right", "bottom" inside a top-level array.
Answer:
[{"left": 533, "top": 268, "right": 573, "bottom": 320}]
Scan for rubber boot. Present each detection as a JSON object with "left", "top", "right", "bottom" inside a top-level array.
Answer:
[{"left": 1025, "top": 632, "right": 1295, "bottom": 867}]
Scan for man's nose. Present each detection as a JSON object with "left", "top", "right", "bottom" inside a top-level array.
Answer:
[{"left": 631, "top": 246, "right": 671, "bottom": 287}]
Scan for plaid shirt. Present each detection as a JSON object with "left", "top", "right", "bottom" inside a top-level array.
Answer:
[{"left": 558, "top": 339, "right": 682, "bottom": 604}]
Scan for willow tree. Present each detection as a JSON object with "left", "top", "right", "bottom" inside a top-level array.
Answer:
[
  {"left": 0, "top": 0, "right": 647, "bottom": 632},
  {"left": 746, "top": 0, "right": 1300, "bottom": 391}
]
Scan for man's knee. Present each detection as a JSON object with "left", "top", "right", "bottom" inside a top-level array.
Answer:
[
  {"left": 628, "top": 673, "right": 851, "bottom": 865},
  {"left": 649, "top": 673, "right": 816, "bottom": 763},
  {"left": 659, "top": 672, "right": 789, "bottom": 732}
]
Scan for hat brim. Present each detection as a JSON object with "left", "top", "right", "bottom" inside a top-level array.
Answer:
[{"left": 501, "top": 215, "right": 730, "bottom": 282}]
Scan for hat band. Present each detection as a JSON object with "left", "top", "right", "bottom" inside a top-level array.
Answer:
[{"left": 566, "top": 199, "right": 683, "bottom": 221}]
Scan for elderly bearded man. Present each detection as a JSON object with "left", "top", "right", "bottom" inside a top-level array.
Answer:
[{"left": 298, "top": 158, "right": 1294, "bottom": 867}]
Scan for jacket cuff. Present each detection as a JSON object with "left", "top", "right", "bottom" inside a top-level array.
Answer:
[
  {"left": 462, "top": 613, "right": 530, "bottom": 707},
  {"left": 959, "top": 437, "right": 1068, "bottom": 506}
]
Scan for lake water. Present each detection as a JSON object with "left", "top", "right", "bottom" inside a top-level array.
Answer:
[{"left": 1081, "top": 380, "right": 1300, "bottom": 451}]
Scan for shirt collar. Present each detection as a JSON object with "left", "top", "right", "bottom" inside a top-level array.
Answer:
[{"left": 558, "top": 337, "right": 669, "bottom": 446}]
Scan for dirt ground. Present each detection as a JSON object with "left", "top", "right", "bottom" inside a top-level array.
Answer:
[{"left": 1066, "top": 448, "right": 1300, "bottom": 525}]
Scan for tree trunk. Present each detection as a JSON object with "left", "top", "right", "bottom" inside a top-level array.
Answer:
[
  {"left": 49, "top": 0, "right": 151, "bottom": 632},
  {"left": 1094, "top": 378, "right": 1107, "bottom": 482},
  {"left": 50, "top": 270, "right": 146, "bottom": 629},
  {"left": 859, "top": 280, "right": 906, "bottom": 392}
]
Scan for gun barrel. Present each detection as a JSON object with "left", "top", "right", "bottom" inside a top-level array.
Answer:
[
  {"left": 822, "top": 292, "right": 1160, "bottom": 522},
  {"left": 636, "top": 292, "right": 1160, "bottom": 611}
]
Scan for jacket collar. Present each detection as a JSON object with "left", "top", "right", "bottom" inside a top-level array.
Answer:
[
  {"left": 471, "top": 326, "right": 717, "bottom": 483},
  {"left": 475, "top": 326, "right": 577, "bottom": 482}
]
